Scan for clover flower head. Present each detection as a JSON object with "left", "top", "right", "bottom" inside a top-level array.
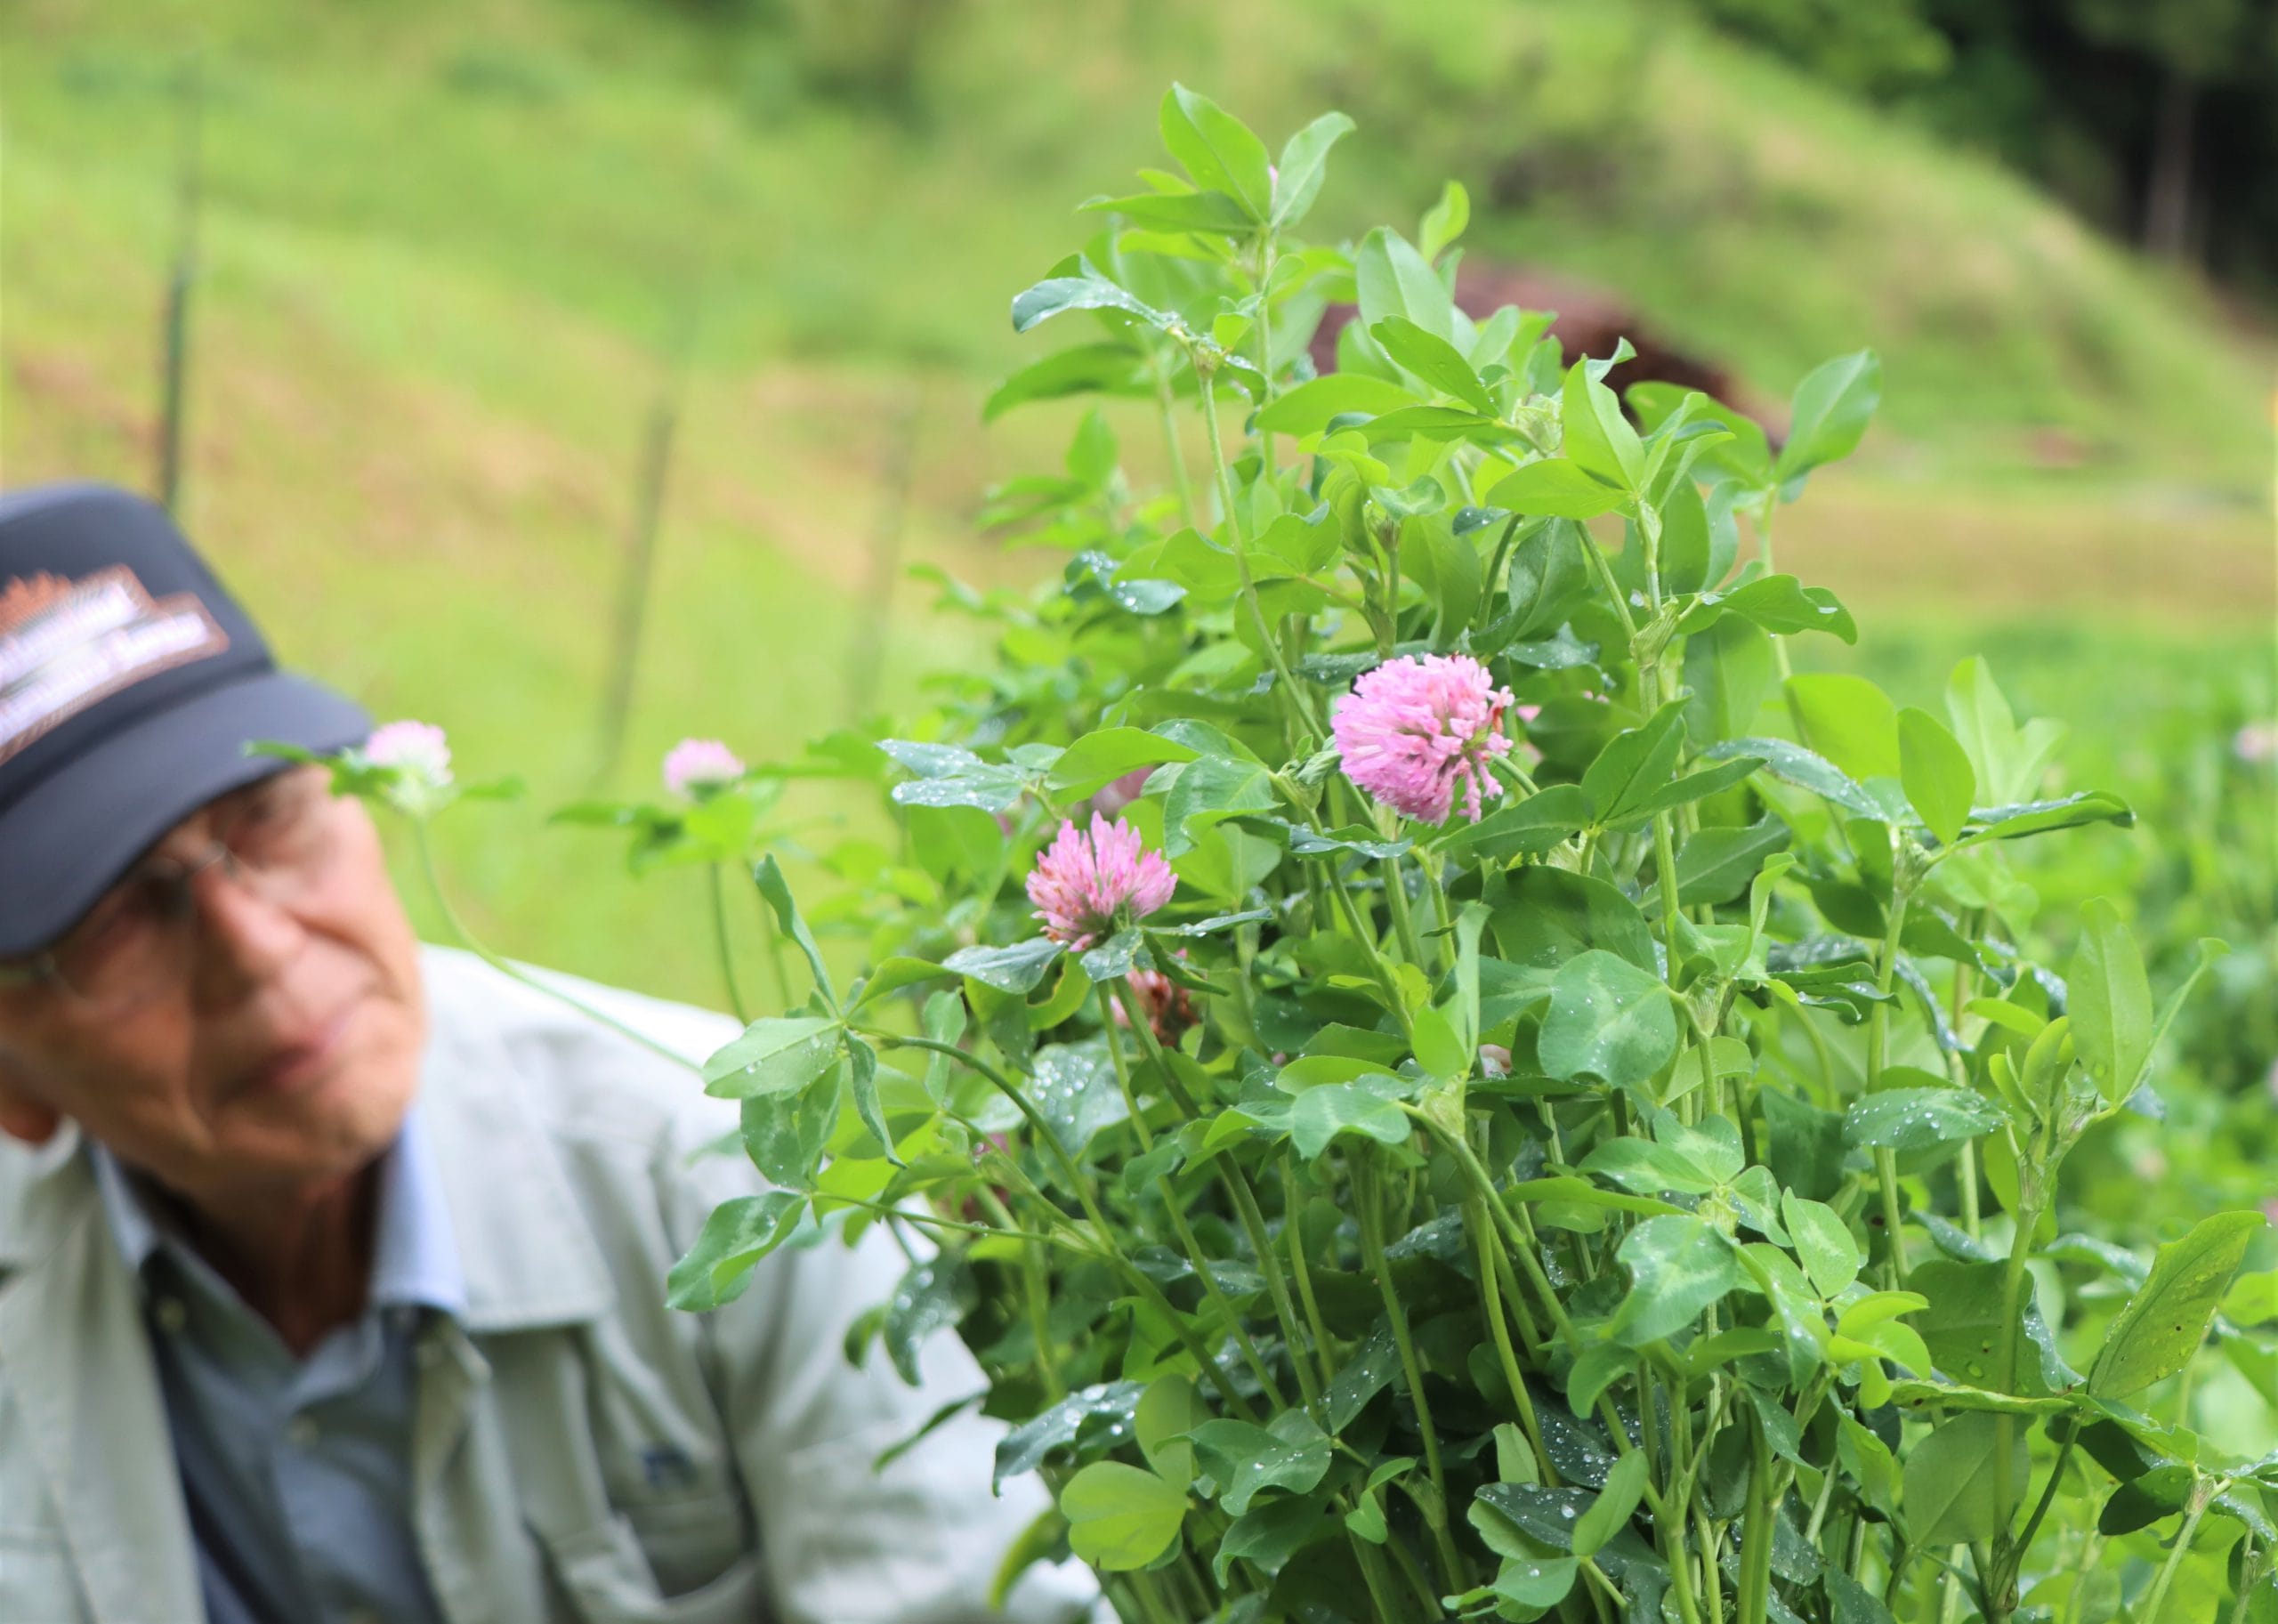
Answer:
[
  {"left": 2235, "top": 721, "right": 2277, "bottom": 765},
  {"left": 1087, "top": 767, "right": 1156, "bottom": 819},
  {"left": 1113, "top": 955, "right": 1198, "bottom": 1046},
  {"left": 663, "top": 738, "right": 745, "bottom": 798},
  {"left": 1025, "top": 812, "right": 1176, "bottom": 949},
  {"left": 1332, "top": 653, "right": 1515, "bottom": 823},
  {"left": 364, "top": 720, "right": 452, "bottom": 786}
]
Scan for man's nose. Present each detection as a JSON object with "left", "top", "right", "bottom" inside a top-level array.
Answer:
[{"left": 187, "top": 856, "right": 304, "bottom": 1004}]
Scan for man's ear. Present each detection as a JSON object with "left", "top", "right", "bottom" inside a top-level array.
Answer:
[{"left": 0, "top": 1057, "right": 61, "bottom": 1145}]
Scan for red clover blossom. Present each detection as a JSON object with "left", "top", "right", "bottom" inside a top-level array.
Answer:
[
  {"left": 364, "top": 720, "right": 452, "bottom": 786},
  {"left": 663, "top": 737, "right": 745, "bottom": 798},
  {"left": 1331, "top": 653, "right": 1515, "bottom": 823},
  {"left": 1025, "top": 812, "right": 1176, "bottom": 949}
]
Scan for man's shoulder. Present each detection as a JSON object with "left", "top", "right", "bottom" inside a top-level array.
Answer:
[{"left": 417, "top": 944, "right": 742, "bottom": 1163}]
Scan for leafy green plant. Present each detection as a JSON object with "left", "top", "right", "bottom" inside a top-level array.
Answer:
[{"left": 308, "top": 87, "right": 2274, "bottom": 1624}]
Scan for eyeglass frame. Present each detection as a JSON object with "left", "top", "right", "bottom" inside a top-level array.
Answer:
[{"left": 0, "top": 766, "right": 346, "bottom": 1008}]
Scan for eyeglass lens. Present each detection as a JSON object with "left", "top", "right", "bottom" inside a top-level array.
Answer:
[{"left": 44, "top": 770, "right": 337, "bottom": 1003}]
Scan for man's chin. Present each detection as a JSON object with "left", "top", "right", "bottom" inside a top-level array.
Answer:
[{"left": 214, "top": 1042, "right": 420, "bottom": 1191}]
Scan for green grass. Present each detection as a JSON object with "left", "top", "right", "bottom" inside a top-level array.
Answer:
[{"left": 2, "top": 0, "right": 2269, "bottom": 1005}]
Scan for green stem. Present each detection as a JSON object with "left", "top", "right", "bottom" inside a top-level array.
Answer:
[
  {"left": 1381, "top": 521, "right": 1403, "bottom": 650},
  {"left": 1991, "top": 1185, "right": 2047, "bottom": 1550},
  {"left": 826, "top": 1189, "right": 1068, "bottom": 1253},
  {"left": 1160, "top": 1187, "right": 1288, "bottom": 1410},
  {"left": 2009, "top": 1432, "right": 2075, "bottom": 1564},
  {"left": 1098, "top": 990, "right": 1158, "bottom": 1152},
  {"left": 1488, "top": 1240, "right": 1546, "bottom": 1358},
  {"left": 1474, "top": 515, "right": 1523, "bottom": 639},
  {"left": 1280, "top": 1154, "right": 1341, "bottom": 1390},
  {"left": 1959, "top": 1139, "right": 1983, "bottom": 1240},
  {"left": 1131, "top": 1257, "right": 1263, "bottom": 1422},
  {"left": 1199, "top": 367, "right": 1321, "bottom": 739},
  {"left": 867, "top": 1027, "right": 1153, "bottom": 1366},
  {"left": 1109, "top": 977, "right": 1207, "bottom": 1118},
  {"left": 1224, "top": 1169, "right": 1324, "bottom": 1414},
  {"left": 2173, "top": 1338, "right": 2202, "bottom": 1428},
  {"left": 975, "top": 1188, "right": 1065, "bottom": 1400},
  {"left": 885, "top": 1036, "right": 1079, "bottom": 1184},
  {"left": 2225, "top": 1536, "right": 2264, "bottom": 1624},
  {"left": 1578, "top": 524, "right": 1641, "bottom": 643},
  {"left": 707, "top": 863, "right": 751, "bottom": 1023},
  {"left": 1022, "top": 1256, "right": 1060, "bottom": 1401},
  {"left": 1735, "top": 1402, "right": 1776, "bottom": 1624},
  {"left": 1695, "top": 1509, "right": 1725, "bottom": 1624},
  {"left": 412, "top": 821, "right": 699, "bottom": 1071},
  {"left": 1469, "top": 1195, "right": 1553, "bottom": 1479},
  {"left": 1064, "top": 990, "right": 1270, "bottom": 1423},
  {"left": 1354, "top": 1152, "right": 1466, "bottom": 1596},
  {"left": 1421, "top": 1113, "right": 1582, "bottom": 1351},
  {"left": 1382, "top": 852, "right": 1429, "bottom": 968},
  {"left": 1319, "top": 858, "right": 1417, "bottom": 1043},
  {"left": 2141, "top": 1492, "right": 2212, "bottom": 1624},
  {"left": 1252, "top": 230, "right": 1278, "bottom": 473},
  {"left": 1636, "top": 502, "right": 1666, "bottom": 607},
  {"left": 1152, "top": 351, "right": 1198, "bottom": 529},
  {"left": 1868, "top": 880, "right": 1915, "bottom": 1288},
  {"left": 1382, "top": 1530, "right": 1444, "bottom": 1617},
  {"left": 1351, "top": 1538, "right": 1406, "bottom": 1623},
  {"left": 1652, "top": 809, "right": 1684, "bottom": 977},
  {"left": 1123, "top": 1567, "right": 1180, "bottom": 1624}
]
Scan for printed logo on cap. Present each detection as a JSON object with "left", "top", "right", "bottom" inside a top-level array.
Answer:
[{"left": 0, "top": 566, "right": 231, "bottom": 766}]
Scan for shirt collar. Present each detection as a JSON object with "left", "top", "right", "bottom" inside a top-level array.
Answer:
[
  {"left": 88, "top": 1100, "right": 465, "bottom": 1321},
  {"left": 368, "top": 1102, "right": 465, "bottom": 1316}
]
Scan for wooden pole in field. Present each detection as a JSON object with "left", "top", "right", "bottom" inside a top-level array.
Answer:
[
  {"left": 592, "top": 313, "right": 695, "bottom": 788},
  {"left": 592, "top": 130, "right": 729, "bottom": 787},
  {"left": 155, "top": 56, "right": 204, "bottom": 514},
  {"left": 844, "top": 384, "right": 923, "bottom": 722}
]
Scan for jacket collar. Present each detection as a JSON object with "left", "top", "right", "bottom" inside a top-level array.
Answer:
[
  {"left": 0, "top": 1147, "right": 202, "bottom": 1623},
  {"left": 401, "top": 945, "right": 617, "bottom": 1334}
]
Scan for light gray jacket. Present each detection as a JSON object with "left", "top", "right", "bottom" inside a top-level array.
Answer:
[{"left": 0, "top": 947, "right": 1096, "bottom": 1623}]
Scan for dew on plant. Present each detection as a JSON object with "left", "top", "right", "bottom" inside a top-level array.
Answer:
[{"left": 312, "top": 69, "right": 2278, "bottom": 1624}]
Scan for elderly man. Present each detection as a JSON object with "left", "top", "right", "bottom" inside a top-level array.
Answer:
[{"left": 0, "top": 483, "right": 1095, "bottom": 1624}]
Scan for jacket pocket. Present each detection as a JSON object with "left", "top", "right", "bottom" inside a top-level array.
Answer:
[
  {"left": 0, "top": 1532, "right": 91, "bottom": 1623},
  {"left": 535, "top": 1510, "right": 764, "bottom": 1624},
  {"left": 618, "top": 1491, "right": 749, "bottom": 1600}
]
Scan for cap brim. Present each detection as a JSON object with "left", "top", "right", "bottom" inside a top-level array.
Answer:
[{"left": 0, "top": 671, "right": 370, "bottom": 957}]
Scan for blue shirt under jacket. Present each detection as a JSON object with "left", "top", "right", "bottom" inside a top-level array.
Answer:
[{"left": 90, "top": 1105, "right": 464, "bottom": 1624}]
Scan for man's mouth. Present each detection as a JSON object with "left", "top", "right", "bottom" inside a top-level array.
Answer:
[{"left": 241, "top": 998, "right": 359, "bottom": 1098}]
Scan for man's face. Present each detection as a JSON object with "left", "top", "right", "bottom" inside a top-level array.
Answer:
[{"left": 0, "top": 768, "right": 425, "bottom": 1206}]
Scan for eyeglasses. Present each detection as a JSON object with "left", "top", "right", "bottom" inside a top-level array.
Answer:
[{"left": 0, "top": 766, "right": 344, "bottom": 1010}]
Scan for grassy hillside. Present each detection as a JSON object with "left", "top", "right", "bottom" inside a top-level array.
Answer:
[{"left": 1, "top": 0, "right": 2268, "bottom": 1002}]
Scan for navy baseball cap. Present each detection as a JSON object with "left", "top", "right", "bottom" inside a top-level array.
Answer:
[{"left": 0, "top": 482, "right": 371, "bottom": 958}]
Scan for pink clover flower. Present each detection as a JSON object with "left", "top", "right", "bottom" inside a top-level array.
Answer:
[
  {"left": 1332, "top": 653, "right": 1515, "bottom": 822},
  {"left": 1025, "top": 813, "right": 1176, "bottom": 949},
  {"left": 663, "top": 738, "right": 745, "bottom": 798},
  {"left": 364, "top": 720, "right": 451, "bottom": 786}
]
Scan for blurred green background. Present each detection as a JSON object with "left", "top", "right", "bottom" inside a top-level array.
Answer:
[{"left": 2, "top": 0, "right": 2270, "bottom": 1019}]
